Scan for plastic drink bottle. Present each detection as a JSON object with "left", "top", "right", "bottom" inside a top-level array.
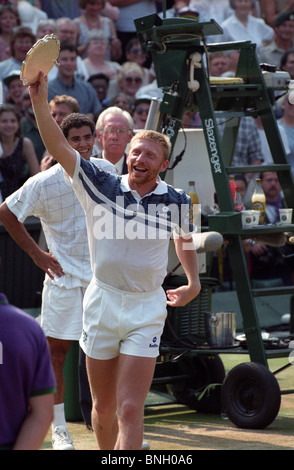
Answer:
[{"left": 234, "top": 186, "right": 244, "bottom": 211}]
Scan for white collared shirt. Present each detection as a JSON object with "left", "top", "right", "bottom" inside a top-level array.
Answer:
[
  {"left": 71, "top": 151, "right": 191, "bottom": 292},
  {"left": 221, "top": 13, "right": 274, "bottom": 54}
]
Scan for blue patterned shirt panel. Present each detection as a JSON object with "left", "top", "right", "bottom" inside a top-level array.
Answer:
[{"left": 78, "top": 157, "right": 192, "bottom": 236}]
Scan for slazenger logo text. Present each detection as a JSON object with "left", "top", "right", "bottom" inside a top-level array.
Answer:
[{"left": 205, "top": 118, "right": 222, "bottom": 174}]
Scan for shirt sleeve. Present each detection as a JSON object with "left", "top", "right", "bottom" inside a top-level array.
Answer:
[{"left": 5, "top": 174, "right": 46, "bottom": 222}]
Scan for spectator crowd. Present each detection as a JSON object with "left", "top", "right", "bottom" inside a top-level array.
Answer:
[
  {"left": 1, "top": 0, "right": 294, "bottom": 203},
  {"left": 1, "top": 0, "right": 294, "bottom": 450}
]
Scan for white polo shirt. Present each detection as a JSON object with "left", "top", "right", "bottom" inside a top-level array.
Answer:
[
  {"left": 71, "top": 151, "right": 192, "bottom": 292},
  {"left": 6, "top": 159, "right": 114, "bottom": 289}
]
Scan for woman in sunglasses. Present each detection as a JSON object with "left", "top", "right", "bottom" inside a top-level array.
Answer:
[
  {"left": 107, "top": 61, "right": 144, "bottom": 102},
  {"left": 125, "top": 38, "right": 153, "bottom": 86}
]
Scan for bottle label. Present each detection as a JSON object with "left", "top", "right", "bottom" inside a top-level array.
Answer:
[
  {"left": 234, "top": 203, "right": 244, "bottom": 211},
  {"left": 252, "top": 201, "right": 265, "bottom": 223},
  {"left": 252, "top": 202, "right": 263, "bottom": 211}
]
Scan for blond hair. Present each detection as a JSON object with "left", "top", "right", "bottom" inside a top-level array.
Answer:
[
  {"left": 49, "top": 95, "right": 80, "bottom": 113},
  {"left": 117, "top": 62, "right": 144, "bottom": 85},
  {"left": 130, "top": 130, "right": 171, "bottom": 161}
]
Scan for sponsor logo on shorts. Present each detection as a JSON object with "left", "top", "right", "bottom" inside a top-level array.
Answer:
[{"left": 149, "top": 336, "right": 158, "bottom": 348}]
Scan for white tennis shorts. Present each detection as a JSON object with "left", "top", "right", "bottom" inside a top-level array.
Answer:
[
  {"left": 80, "top": 278, "right": 167, "bottom": 360},
  {"left": 41, "top": 279, "right": 86, "bottom": 340}
]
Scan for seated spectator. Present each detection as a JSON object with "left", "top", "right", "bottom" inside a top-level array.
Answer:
[
  {"left": 132, "top": 96, "right": 150, "bottom": 129},
  {"left": 47, "top": 17, "right": 89, "bottom": 81},
  {"left": 259, "top": 10, "right": 294, "bottom": 68},
  {"left": 248, "top": 171, "right": 294, "bottom": 286},
  {"left": 82, "top": 30, "right": 121, "bottom": 80},
  {"left": 125, "top": 38, "right": 153, "bottom": 85},
  {"left": 3, "top": 70, "right": 24, "bottom": 115},
  {"left": 221, "top": 49, "right": 240, "bottom": 77},
  {"left": 235, "top": 173, "right": 248, "bottom": 199},
  {"left": 112, "top": 0, "right": 157, "bottom": 63},
  {"left": 0, "top": 27, "right": 36, "bottom": 90},
  {"left": 280, "top": 48, "right": 294, "bottom": 78},
  {"left": 56, "top": 16, "right": 79, "bottom": 45},
  {"left": 0, "top": 5, "right": 20, "bottom": 62},
  {"left": 75, "top": 0, "right": 122, "bottom": 61},
  {"left": 36, "top": 18, "right": 57, "bottom": 39},
  {"left": 221, "top": 0, "right": 274, "bottom": 57},
  {"left": 49, "top": 94, "right": 80, "bottom": 126},
  {"left": 20, "top": 89, "right": 46, "bottom": 163},
  {"left": 189, "top": 0, "right": 233, "bottom": 25},
  {"left": 110, "top": 92, "right": 133, "bottom": 113},
  {"left": 217, "top": 116, "right": 263, "bottom": 169},
  {"left": 47, "top": 41, "right": 102, "bottom": 119},
  {"left": 255, "top": 115, "right": 291, "bottom": 165},
  {"left": 277, "top": 91, "right": 294, "bottom": 173},
  {"left": 88, "top": 72, "right": 109, "bottom": 107},
  {"left": 208, "top": 51, "right": 230, "bottom": 77},
  {"left": 107, "top": 61, "right": 144, "bottom": 102},
  {"left": 0, "top": 287, "right": 55, "bottom": 450},
  {"left": 41, "top": 94, "right": 81, "bottom": 170},
  {"left": 0, "top": 104, "right": 39, "bottom": 199}
]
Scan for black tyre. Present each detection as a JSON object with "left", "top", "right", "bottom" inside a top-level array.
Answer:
[
  {"left": 171, "top": 355, "right": 225, "bottom": 413},
  {"left": 221, "top": 362, "right": 281, "bottom": 429}
]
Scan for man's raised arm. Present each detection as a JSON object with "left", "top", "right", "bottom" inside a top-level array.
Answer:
[{"left": 29, "top": 73, "right": 77, "bottom": 177}]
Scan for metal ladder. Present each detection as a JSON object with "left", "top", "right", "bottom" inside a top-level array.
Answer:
[{"left": 135, "top": 13, "right": 294, "bottom": 367}]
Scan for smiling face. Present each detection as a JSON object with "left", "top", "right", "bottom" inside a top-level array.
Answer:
[
  {"left": 67, "top": 126, "right": 95, "bottom": 160},
  {"left": 58, "top": 49, "right": 77, "bottom": 79},
  {"left": 0, "top": 10, "right": 18, "bottom": 35},
  {"left": 127, "top": 138, "right": 169, "bottom": 196},
  {"left": 7, "top": 78, "right": 23, "bottom": 105},
  {"left": 276, "top": 20, "right": 294, "bottom": 41},
  {"left": 0, "top": 110, "right": 19, "bottom": 137}
]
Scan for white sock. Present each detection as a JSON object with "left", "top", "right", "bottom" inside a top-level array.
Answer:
[{"left": 52, "top": 403, "right": 67, "bottom": 431}]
